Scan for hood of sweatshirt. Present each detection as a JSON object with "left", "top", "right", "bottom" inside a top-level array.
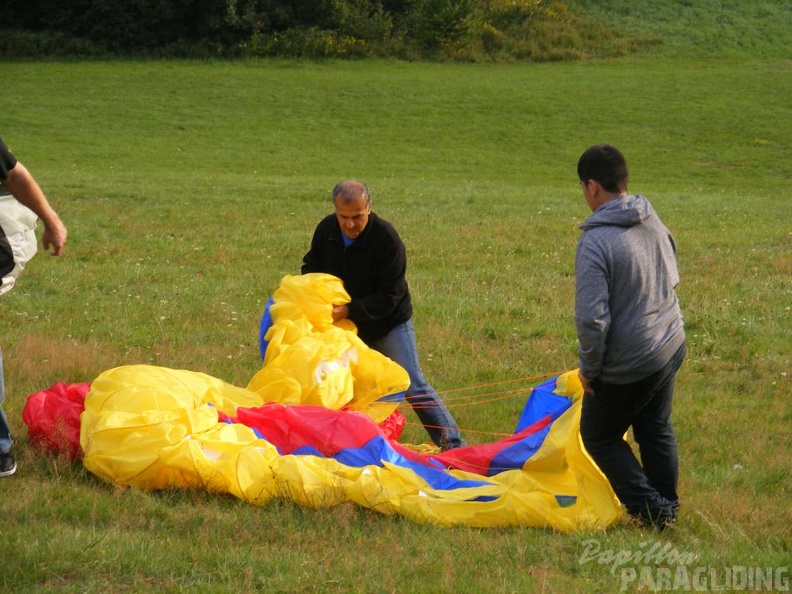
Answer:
[{"left": 579, "top": 194, "right": 652, "bottom": 231}]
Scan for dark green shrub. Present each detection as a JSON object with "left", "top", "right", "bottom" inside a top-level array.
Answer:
[
  {"left": 410, "top": 0, "right": 481, "bottom": 49},
  {"left": 0, "top": 29, "right": 105, "bottom": 58},
  {"left": 248, "top": 27, "right": 371, "bottom": 58},
  {"left": 0, "top": 0, "right": 653, "bottom": 61}
]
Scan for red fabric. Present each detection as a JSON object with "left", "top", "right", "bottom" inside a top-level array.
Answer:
[
  {"left": 376, "top": 409, "right": 405, "bottom": 441},
  {"left": 233, "top": 404, "right": 383, "bottom": 456},
  {"left": 22, "top": 381, "right": 91, "bottom": 460},
  {"left": 429, "top": 415, "right": 553, "bottom": 473}
]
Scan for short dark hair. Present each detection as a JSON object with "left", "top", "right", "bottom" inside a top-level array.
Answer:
[{"left": 577, "top": 144, "right": 628, "bottom": 193}]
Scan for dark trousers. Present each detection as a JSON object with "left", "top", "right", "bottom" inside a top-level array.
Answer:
[{"left": 580, "top": 342, "right": 686, "bottom": 519}]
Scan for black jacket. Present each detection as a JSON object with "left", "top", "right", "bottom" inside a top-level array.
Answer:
[{"left": 301, "top": 212, "right": 412, "bottom": 344}]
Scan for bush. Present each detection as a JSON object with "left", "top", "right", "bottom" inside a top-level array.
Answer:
[
  {"left": 0, "top": 29, "right": 106, "bottom": 58},
  {"left": 247, "top": 27, "right": 371, "bottom": 58},
  {"left": 409, "top": 0, "right": 481, "bottom": 49},
  {"left": 0, "top": 0, "right": 653, "bottom": 61}
]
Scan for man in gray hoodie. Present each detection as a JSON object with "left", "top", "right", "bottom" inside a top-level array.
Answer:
[{"left": 575, "top": 144, "right": 685, "bottom": 529}]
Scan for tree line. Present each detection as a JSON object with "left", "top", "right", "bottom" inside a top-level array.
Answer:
[{"left": 0, "top": 0, "right": 640, "bottom": 61}]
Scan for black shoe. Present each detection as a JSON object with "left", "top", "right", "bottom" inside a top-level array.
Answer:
[
  {"left": 440, "top": 437, "right": 467, "bottom": 452},
  {"left": 0, "top": 447, "right": 17, "bottom": 477},
  {"left": 629, "top": 497, "right": 678, "bottom": 531},
  {"left": 630, "top": 506, "right": 677, "bottom": 531}
]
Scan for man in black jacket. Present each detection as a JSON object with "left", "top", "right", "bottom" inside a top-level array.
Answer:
[{"left": 302, "top": 180, "right": 465, "bottom": 450}]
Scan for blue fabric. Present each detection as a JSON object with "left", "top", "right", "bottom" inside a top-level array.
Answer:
[
  {"left": 334, "top": 434, "right": 493, "bottom": 492},
  {"left": 555, "top": 495, "right": 577, "bottom": 507},
  {"left": 515, "top": 377, "right": 573, "bottom": 432},
  {"left": 487, "top": 423, "right": 555, "bottom": 476},
  {"left": 258, "top": 296, "right": 275, "bottom": 360},
  {"left": 375, "top": 391, "right": 407, "bottom": 403},
  {"left": 481, "top": 382, "right": 572, "bottom": 475}
]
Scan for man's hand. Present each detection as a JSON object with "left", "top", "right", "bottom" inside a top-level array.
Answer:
[
  {"left": 41, "top": 219, "right": 68, "bottom": 256},
  {"left": 578, "top": 371, "right": 596, "bottom": 396},
  {"left": 332, "top": 304, "right": 349, "bottom": 323}
]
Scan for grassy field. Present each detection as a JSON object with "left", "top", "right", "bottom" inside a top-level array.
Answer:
[
  {"left": 1, "top": 5, "right": 791, "bottom": 593},
  {"left": 567, "top": 0, "right": 792, "bottom": 59}
]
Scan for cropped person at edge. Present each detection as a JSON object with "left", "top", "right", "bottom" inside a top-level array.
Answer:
[{"left": 0, "top": 136, "right": 68, "bottom": 477}]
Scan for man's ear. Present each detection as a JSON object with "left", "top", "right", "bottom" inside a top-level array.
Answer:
[{"left": 588, "top": 179, "right": 604, "bottom": 199}]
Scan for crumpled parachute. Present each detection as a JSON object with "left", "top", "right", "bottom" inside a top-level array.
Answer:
[
  {"left": 23, "top": 273, "right": 623, "bottom": 530},
  {"left": 248, "top": 273, "right": 409, "bottom": 424}
]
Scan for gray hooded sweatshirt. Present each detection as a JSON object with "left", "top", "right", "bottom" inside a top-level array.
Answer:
[{"left": 575, "top": 194, "right": 685, "bottom": 384}]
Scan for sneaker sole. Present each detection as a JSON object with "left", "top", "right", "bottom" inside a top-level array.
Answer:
[{"left": 0, "top": 463, "right": 17, "bottom": 477}]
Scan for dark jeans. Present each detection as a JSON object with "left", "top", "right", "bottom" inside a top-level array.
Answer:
[
  {"left": 580, "top": 342, "right": 686, "bottom": 520},
  {"left": 0, "top": 347, "right": 11, "bottom": 452}
]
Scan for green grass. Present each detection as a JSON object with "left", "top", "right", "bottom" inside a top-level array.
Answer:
[
  {"left": 567, "top": 0, "right": 792, "bottom": 59},
  {"left": 1, "top": 6, "right": 791, "bottom": 592}
]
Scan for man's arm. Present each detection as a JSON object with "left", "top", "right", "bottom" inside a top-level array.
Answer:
[
  {"left": 2, "top": 161, "right": 67, "bottom": 255},
  {"left": 574, "top": 237, "right": 610, "bottom": 391}
]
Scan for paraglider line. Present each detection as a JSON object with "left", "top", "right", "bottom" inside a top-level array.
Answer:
[
  {"left": 406, "top": 387, "right": 534, "bottom": 409},
  {"left": 436, "top": 370, "right": 566, "bottom": 395},
  {"left": 401, "top": 368, "right": 569, "bottom": 409},
  {"left": 403, "top": 421, "right": 515, "bottom": 439}
]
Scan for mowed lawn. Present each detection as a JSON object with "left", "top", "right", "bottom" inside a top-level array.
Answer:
[{"left": 0, "top": 54, "right": 790, "bottom": 592}]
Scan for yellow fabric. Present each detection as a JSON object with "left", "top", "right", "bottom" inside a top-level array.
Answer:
[
  {"left": 80, "top": 365, "right": 622, "bottom": 530},
  {"left": 247, "top": 273, "right": 409, "bottom": 422},
  {"left": 79, "top": 274, "right": 624, "bottom": 531}
]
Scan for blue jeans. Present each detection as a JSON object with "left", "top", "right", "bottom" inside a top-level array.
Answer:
[
  {"left": 580, "top": 342, "right": 686, "bottom": 521},
  {"left": 369, "top": 319, "right": 465, "bottom": 450},
  {"left": 0, "top": 347, "right": 11, "bottom": 452}
]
